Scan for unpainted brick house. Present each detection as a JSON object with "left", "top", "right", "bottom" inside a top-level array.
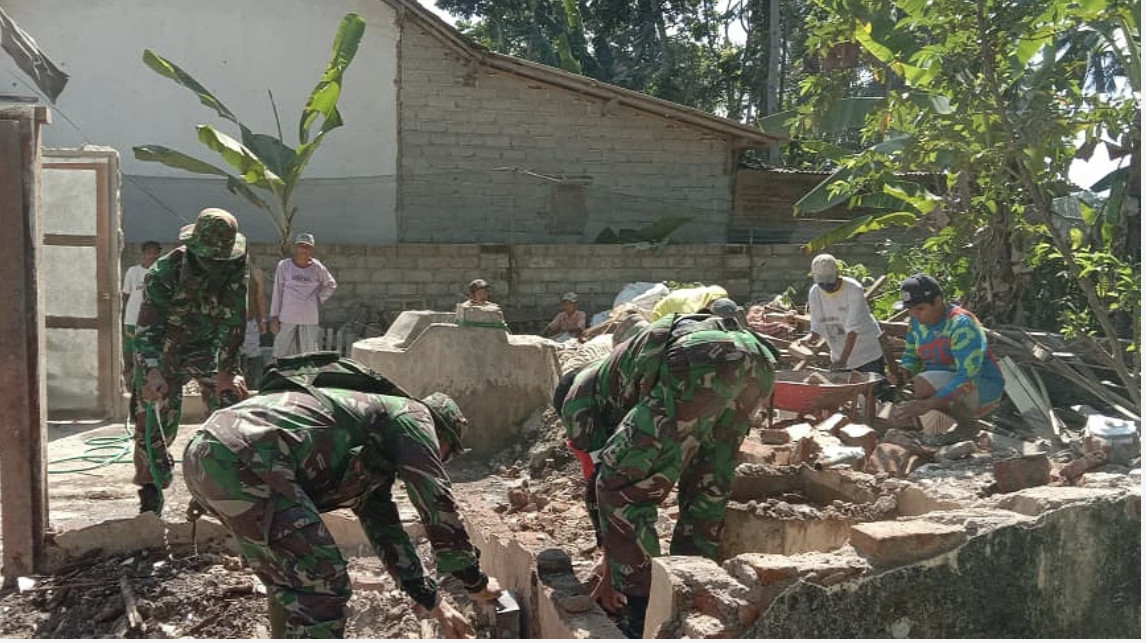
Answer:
[{"left": 8, "top": 0, "right": 822, "bottom": 245}]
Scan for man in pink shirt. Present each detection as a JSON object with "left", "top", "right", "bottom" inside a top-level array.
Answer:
[
  {"left": 269, "top": 233, "right": 338, "bottom": 359},
  {"left": 542, "top": 292, "right": 587, "bottom": 339}
]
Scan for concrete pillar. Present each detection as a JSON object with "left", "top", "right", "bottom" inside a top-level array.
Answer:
[{"left": 0, "top": 101, "right": 50, "bottom": 581}]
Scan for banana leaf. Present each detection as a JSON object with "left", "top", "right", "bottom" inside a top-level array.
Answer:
[
  {"left": 804, "top": 211, "right": 918, "bottom": 252},
  {"left": 300, "top": 13, "right": 366, "bottom": 144},
  {"left": 132, "top": 145, "right": 271, "bottom": 211},
  {"left": 196, "top": 125, "right": 283, "bottom": 189}
]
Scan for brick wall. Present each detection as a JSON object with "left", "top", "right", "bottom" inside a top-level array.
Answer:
[
  {"left": 121, "top": 242, "right": 888, "bottom": 332},
  {"left": 397, "top": 21, "right": 739, "bottom": 244}
]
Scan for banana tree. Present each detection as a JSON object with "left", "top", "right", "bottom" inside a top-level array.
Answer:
[{"left": 133, "top": 13, "right": 366, "bottom": 255}]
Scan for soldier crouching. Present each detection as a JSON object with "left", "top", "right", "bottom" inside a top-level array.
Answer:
[{"left": 182, "top": 388, "right": 501, "bottom": 638}]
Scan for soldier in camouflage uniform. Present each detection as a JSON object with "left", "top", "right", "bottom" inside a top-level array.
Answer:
[
  {"left": 564, "top": 306, "right": 775, "bottom": 637},
  {"left": 135, "top": 208, "right": 249, "bottom": 513},
  {"left": 182, "top": 388, "right": 502, "bottom": 638}
]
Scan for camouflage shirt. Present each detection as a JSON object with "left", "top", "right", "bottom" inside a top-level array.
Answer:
[
  {"left": 204, "top": 388, "right": 484, "bottom": 608},
  {"left": 134, "top": 247, "right": 247, "bottom": 378},
  {"left": 563, "top": 314, "right": 753, "bottom": 451}
]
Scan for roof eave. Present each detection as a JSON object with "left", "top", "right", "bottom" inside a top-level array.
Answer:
[{"left": 384, "top": 0, "right": 786, "bottom": 147}]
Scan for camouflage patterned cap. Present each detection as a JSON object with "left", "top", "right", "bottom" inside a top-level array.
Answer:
[
  {"left": 421, "top": 392, "right": 469, "bottom": 458},
  {"left": 179, "top": 208, "right": 246, "bottom": 261}
]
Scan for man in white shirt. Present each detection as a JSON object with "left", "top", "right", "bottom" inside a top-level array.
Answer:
[
  {"left": 798, "top": 253, "right": 885, "bottom": 375},
  {"left": 270, "top": 233, "right": 338, "bottom": 359},
  {"left": 122, "top": 241, "right": 162, "bottom": 389}
]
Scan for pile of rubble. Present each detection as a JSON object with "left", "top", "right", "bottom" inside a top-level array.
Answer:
[{"left": 0, "top": 540, "right": 489, "bottom": 638}]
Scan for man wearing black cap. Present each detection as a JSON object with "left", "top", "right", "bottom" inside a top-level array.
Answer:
[{"left": 893, "top": 274, "right": 1005, "bottom": 438}]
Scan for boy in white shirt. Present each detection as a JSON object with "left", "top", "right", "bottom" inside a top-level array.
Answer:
[
  {"left": 269, "top": 233, "right": 338, "bottom": 358},
  {"left": 798, "top": 253, "right": 885, "bottom": 376},
  {"left": 122, "top": 241, "right": 162, "bottom": 389}
]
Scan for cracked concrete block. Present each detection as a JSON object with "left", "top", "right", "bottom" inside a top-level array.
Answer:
[
  {"left": 994, "top": 486, "right": 1125, "bottom": 517},
  {"left": 42, "top": 513, "right": 235, "bottom": 572},
  {"left": 724, "top": 551, "right": 869, "bottom": 592},
  {"left": 722, "top": 501, "right": 853, "bottom": 557},
  {"left": 849, "top": 520, "right": 965, "bottom": 568},
  {"left": 681, "top": 614, "right": 728, "bottom": 638},
  {"left": 646, "top": 556, "right": 756, "bottom": 639},
  {"left": 799, "top": 467, "right": 881, "bottom": 506},
  {"left": 353, "top": 311, "right": 560, "bottom": 458},
  {"left": 894, "top": 484, "right": 962, "bottom": 517},
  {"left": 730, "top": 464, "right": 801, "bottom": 501}
]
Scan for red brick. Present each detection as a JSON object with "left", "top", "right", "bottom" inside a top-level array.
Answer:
[
  {"left": 993, "top": 454, "right": 1051, "bottom": 493},
  {"left": 849, "top": 520, "right": 965, "bottom": 567},
  {"left": 738, "top": 440, "right": 796, "bottom": 466}
]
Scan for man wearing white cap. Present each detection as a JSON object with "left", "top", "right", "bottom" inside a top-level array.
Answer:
[
  {"left": 797, "top": 254, "right": 885, "bottom": 375},
  {"left": 270, "top": 233, "right": 338, "bottom": 358},
  {"left": 542, "top": 292, "right": 587, "bottom": 339}
]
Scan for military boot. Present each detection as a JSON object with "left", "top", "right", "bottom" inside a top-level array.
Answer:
[
  {"left": 138, "top": 484, "right": 163, "bottom": 515},
  {"left": 621, "top": 594, "right": 649, "bottom": 638}
]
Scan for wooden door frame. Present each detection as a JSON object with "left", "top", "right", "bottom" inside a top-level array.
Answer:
[{"left": 42, "top": 150, "right": 122, "bottom": 419}]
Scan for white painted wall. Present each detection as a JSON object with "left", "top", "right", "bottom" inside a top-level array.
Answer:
[{"left": 5, "top": 0, "right": 400, "bottom": 243}]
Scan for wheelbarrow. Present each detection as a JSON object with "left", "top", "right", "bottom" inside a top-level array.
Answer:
[{"left": 765, "top": 370, "right": 884, "bottom": 426}]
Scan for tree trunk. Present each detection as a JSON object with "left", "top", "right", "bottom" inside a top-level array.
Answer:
[{"left": 765, "top": 0, "right": 781, "bottom": 163}]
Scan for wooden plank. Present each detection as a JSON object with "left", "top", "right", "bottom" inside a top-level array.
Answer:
[
  {"left": 0, "top": 111, "right": 48, "bottom": 579},
  {"left": 42, "top": 234, "right": 97, "bottom": 246},
  {"left": 45, "top": 315, "right": 100, "bottom": 329}
]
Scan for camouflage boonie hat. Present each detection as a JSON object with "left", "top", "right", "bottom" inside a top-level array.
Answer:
[
  {"left": 421, "top": 392, "right": 468, "bottom": 458},
  {"left": 179, "top": 208, "right": 246, "bottom": 261}
]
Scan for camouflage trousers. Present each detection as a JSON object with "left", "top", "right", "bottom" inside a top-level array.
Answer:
[
  {"left": 183, "top": 431, "right": 351, "bottom": 638},
  {"left": 595, "top": 340, "right": 774, "bottom": 597},
  {"left": 132, "top": 372, "right": 220, "bottom": 488}
]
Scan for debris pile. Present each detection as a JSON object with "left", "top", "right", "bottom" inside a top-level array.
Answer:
[{"left": 0, "top": 546, "right": 489, "bottom": 638}]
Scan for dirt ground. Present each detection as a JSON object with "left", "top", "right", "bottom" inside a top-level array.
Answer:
[
  {"left": 0, "top": 418, "right": 505, "bottom": 639},
  {"left": 0, "top": 547, "right": 491, "bottom": 638},
  {"left": 1, "top": 374, "right": 1136, "bottom": 638}
]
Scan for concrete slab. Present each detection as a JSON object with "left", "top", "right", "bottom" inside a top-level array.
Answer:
[{"left": 353, "top": 311, "right": 560, "bottom": 458}]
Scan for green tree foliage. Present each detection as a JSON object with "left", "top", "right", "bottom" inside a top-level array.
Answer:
[
  {"left": 438, "top": 0, "right": 813, "bottom": 120},
  {"left": 779, "top": 0, "right": 1139, "bottom": 405},
  {"left": 133, "top": 14, "right": 366, "bottom": 255}
]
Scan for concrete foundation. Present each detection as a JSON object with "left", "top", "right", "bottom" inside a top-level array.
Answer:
[
  {"left": 352, "top": 310, "right": 560, "bottom": 458},
  {"left": 722, "top": 465, "right": 894, "bottom": 558},
  {"left": 649, "top": 485, "right": 1140, "bottom": 638}
]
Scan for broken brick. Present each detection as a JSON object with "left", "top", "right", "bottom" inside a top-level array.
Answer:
[
  {"left": 816, "top": 413, "right": 851, "bottom": 436},
  {"left": 738, "top": 439, "right": 795, "bottom": 466},
  {"left": 849, "top": 520, "right": 965, "bottom": 567},
  {"left": 993, "top": 454, "right": 1051, "bottom": 493},
  {"left": 1059, "top": 451, "right": 1107, "bottom": 484},
  {"left": 759, "top": 428, "right": 791, "bottom": 445},
  {"left": 838, "top": 424, "right": 878, "bottom": 456}
]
